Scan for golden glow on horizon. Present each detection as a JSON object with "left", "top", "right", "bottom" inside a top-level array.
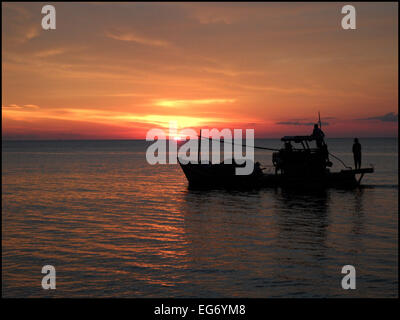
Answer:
[{"left": 3, "top": 106, "right": 258, "bottom": 132}]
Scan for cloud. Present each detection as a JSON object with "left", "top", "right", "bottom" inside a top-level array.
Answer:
[
  {"left": 2, "top": 4, "right": 40, "bottom": 44},
  {"left": 3, "top": 106, "right": 259, "bottom": 134},
  {"left": 153, "top": 98, "right": 236, "bottom": 108},
  {"left": 2, "top": 104, "right": 39, "bottom": 110},
  {"left": 276, "top": 121, "right": 329, "bottom": 126},
  {"left": 105, "top": 30, "right": 170, "bottom": 47},
  {"left": 358, "top": 112, "right": 398, "bottom": 122},
  {"left": 34, "top": 48, "right": 67, "bottom": 58}
]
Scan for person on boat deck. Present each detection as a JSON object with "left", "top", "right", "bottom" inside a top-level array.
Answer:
[
  {"left": 352, "top": 138, "right": 362, "bottom": 169},
  {"left": 312, "top": 123, "right": 325, "bottom": 148},
  {"left": 254, "top": 162, "right": 263, "bottom": 175},
  {"left": 284, "top": 141, "right": 293, "bottom": 152}
]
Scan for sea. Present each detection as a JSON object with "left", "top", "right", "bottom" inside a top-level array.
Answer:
[{"left": 2, "top": 138, "right": 398, "bottom": 298}]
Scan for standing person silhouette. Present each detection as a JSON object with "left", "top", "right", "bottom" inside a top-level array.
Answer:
[
  {"left": 312, "top": 123, "right": 325, "bottom": 148},
  {"left": 352, "top": 138, "right": 362, "bottom": 169}
]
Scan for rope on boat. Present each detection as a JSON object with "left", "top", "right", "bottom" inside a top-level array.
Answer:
[
  {"left": 328, "top": 152, "right": 352, "bottom": 169},
  {"left": 199, "top": 135, "right": 280, "bottom": 151},
  {"left": 198, "top": 135, "right": 353, "bottom": 169}
]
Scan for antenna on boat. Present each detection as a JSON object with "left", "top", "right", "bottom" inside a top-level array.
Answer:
[
  {"left": 198, "top": 129, "right": 202, "bottom": 163},
  {"left": 318, "top": 111, "right": 322, "bottom": 129}
]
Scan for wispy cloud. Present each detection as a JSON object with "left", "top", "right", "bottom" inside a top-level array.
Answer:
[
  {"left": 34, "top": 48, "right": 67, "bottom": 58},
  {"left": 276, "top": 121, "right": 329, "bottom": 126},
  {"left": 23, "top": 25, "right": 40, "bottom": 42},
  {"left": 153, "top": 98, "right": 236, "bottom": 108},
  {"left": 3, "top": 106, "right": 258, "bottom": 129},
  {"left": 2, "top": 104, "right": 39, "bottom": 110},
  {"left": 357, "top": 112, "right": 398, "bottom": 122},
  {"left": 2, "top": 3, "right": 40, "bottom": 44},
  {"left": 105, "top": 30, "right": 170, "bottom": 47},
  {"left": 102, "top": 93, "right": 154, "bottom": 97}
]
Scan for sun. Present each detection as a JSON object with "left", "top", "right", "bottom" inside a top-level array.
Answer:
[{"left": 173, "top": 136, "right": 182, "bottom": 141}]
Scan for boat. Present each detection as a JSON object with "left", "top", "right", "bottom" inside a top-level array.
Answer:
[{"left": 178, "top": 134, "right": 374, "bottom": 189}]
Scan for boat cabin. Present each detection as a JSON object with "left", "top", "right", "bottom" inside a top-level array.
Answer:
[{"left": 272, "top": 135, "right": 331, "bottom": 176}]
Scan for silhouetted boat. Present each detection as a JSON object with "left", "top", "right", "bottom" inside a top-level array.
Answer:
[{"left": 178, "top": 134, "right": 374, "bottom": 189}]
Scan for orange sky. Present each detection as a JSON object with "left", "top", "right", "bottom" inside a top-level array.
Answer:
[{"left": 2, "top": 2, "right": 398, "bottom": 139}]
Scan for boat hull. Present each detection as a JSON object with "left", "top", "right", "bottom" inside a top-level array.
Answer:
[{"left": 179, "top": 162, "right": 373, "bottom": 189}]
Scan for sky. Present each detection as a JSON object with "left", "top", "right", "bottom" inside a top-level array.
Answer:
[{"left": 2, "top": 2, "right": 398, "bottom": 139}]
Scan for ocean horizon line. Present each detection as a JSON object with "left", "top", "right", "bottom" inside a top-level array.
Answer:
[{"left": 2, "top": 136, "right": 398, "bottom": 142}]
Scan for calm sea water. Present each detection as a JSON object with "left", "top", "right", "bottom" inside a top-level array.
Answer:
[{"left": 2, "top": 138, "right": 398, "bottom": 298}]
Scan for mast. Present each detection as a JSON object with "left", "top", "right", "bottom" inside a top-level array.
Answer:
[
  {"left": 198, "top": 129, "right": 202, "bottom": 163},
  {"left": 318, "top": 111, "right": 322, "bottom": 129}
]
